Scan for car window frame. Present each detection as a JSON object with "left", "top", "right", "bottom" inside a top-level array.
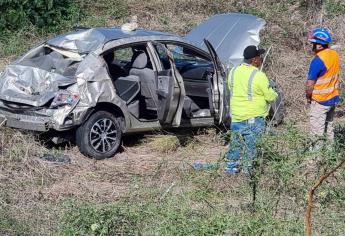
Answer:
[
  {"left": 153, "top": 40, "right": 214, "bottom": 81},
  {"left": 100, "top": 41, "right": 159, "bottom": 73},
  {"left": 154, "top": 40, "right": 212, "bottom": 63}
]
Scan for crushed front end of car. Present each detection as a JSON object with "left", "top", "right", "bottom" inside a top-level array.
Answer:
[
  {"left": 0, "top": 28, "right": 125, "bottom": 133},
  {"left": 0, "top": 45, "right": 84, "bottom": 131}
]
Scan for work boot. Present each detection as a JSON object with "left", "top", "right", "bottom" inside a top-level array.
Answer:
[
  {"left": 224, "top": 162, "right": 240, "bottom": 174},
  {"left": 192, "top": 162, "right": 218, "bottom": 170}
]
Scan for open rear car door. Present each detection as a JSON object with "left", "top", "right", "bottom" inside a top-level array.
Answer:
[{"left": 151, "top": 42, "right": 186, "bottom": 127}]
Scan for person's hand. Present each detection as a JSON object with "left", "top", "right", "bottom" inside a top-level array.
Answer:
[{"left": 269, "top": 79, "right": 277, "bottom": 89}]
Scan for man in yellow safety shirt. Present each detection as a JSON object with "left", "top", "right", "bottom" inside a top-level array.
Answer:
[
  {"left": 306, "top": 27, "right": 340, "bottom": 146},
  {"left": 225, "top": 45, "right": 278, "bottom": 175}
]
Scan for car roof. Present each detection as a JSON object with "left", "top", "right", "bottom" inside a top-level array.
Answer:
[
  {"left": 47, "top": 27, "right": 179, "bottom": 54},
  {"left": 46, "top": 13, "right": 265, "bottom": 67},
  {"left": 92, "top": 27, "right": 176, "bottom": 40}
]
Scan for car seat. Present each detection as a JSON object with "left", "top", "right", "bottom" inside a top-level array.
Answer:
[
  {"left": 129, "top": 51, "right": 157, "bottom": 111},
  {"left": 104, "top": 52, "right": 126, "bottom": 79}
]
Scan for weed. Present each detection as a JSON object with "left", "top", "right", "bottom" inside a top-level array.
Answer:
[
  {"left": 80, "top": 0, "right": 129, "bottom": 19},
  {"left": 0, "top": 0, "right": 82, "bottom": 32}
]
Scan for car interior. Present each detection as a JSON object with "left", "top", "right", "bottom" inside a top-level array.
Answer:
[
  {"left": 103, "top": 42, "right": 215, "bottom": 122},
  {"left": 161, "top": 43, "right": 214, "bottom": 119},
  {"left": 103, "top": 44, "right": 157, "bottom": 120}
]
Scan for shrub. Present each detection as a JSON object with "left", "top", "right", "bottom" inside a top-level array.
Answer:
[{"left": 0, "top": 0, "right": 82, "bottom": 32}]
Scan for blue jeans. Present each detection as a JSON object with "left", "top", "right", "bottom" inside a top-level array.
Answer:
[{"left": 226, "top": 117, "right": 265, "bottom": 174}]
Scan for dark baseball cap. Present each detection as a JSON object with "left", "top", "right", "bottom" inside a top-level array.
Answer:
[{"left": 243, "top": 45, "right": 265, "bottom": 59}]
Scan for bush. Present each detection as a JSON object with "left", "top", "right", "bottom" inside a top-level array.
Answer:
[{"left": 0, "top": 0, "right": 82, "bottom": 32}]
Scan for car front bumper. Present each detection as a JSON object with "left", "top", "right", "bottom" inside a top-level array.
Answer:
[
  {"left": 0, "top": 113, "right": 50, "bottom": 131},
  {"left": 0, "top": 107, "right": 80, "bottom": 132}
]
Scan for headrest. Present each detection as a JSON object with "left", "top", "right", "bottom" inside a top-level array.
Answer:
[{"left": 132, "top": 52, "right": 147, "bottom": 69}]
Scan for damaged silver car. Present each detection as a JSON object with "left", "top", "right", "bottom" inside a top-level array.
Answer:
[{"left": 0, "top": 13, "right": 284, "bottom": 159}]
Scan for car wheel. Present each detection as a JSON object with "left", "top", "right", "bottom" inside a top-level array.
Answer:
[{"left": 76, "top": 111, "right": 122, "bottom": 160}]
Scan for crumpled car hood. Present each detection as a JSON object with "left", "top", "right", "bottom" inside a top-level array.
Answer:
[
  {"left": 0, "top": 45, "right": 79, "bottom": 107},
  {"left": 185, "top": 13, "right": 265, "bottom": 68},
  {"left": 0, "top": 65, "right": 76, "bottom": 106}
]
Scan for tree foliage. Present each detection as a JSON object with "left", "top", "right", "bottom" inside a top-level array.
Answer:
[{"left": 0, "top": 0, "right": 82, "bottom": 32}]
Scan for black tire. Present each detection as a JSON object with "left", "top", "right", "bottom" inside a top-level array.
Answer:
[{"left": 76, "top": 111, "right": 122, "bottom": 160}]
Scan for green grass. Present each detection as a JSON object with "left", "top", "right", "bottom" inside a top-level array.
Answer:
[
  {"left": 55, "top": 124, "right": 345, "bottom": 235},
  {"left": 326, "top": 0, "right": 345, "bottom": 17},
  {"left": 1, "top": 125, "right": 345, "bottom": 235}
]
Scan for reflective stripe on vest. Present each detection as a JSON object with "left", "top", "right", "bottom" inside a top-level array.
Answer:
[
  {"left": 229, "top": 66, "right": 238, "bottom": 98},
  {"left": 313, "top": 82, "right": 339, "bottom": 95},
  {"left": 247, "top": 69, "right": 258, "bottom": 101},
  {"left": 315, "top": 76, "right": 334, "bottom": 85},
  {"left": 230, "top": 66, "right": 258, "bottom": 101}
]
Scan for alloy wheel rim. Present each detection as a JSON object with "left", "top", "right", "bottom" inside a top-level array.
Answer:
[{"left": 89, "top": 118, "right": 117, "bottom": 153}]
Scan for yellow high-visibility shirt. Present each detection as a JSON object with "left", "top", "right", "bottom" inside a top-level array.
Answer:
[{"left": 227, "top": 63, "right": 278, "bottom": 122}]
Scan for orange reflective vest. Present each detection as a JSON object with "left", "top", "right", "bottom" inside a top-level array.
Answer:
[{"left": 312, "top": 49, "right": 340, "bottom": 103}]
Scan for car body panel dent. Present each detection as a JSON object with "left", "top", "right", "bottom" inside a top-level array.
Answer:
[{"left": 48, "top": 28, "right": 177, "bottom": 54}]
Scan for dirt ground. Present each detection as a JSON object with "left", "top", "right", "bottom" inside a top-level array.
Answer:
[
  {"left": 39, "top": 132, "right": 224, "bottom": 201},
  {"left": 0, "top": 127, "right": 225, "bottom": 201},
  {"left": 0, "top": 121, "right": 226, "bottom": 234}
]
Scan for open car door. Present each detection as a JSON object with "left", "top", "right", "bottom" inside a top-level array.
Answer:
[
  {"left": 204, "top": 39, "right": 226, "bottom": 124},
  {"left": 151, "top": 42, "right": 186, "bottom": 126}
]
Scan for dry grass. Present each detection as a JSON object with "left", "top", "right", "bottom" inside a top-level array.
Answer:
[
  {"left": 0, "top": 125, "right": 226, "bottom": 234},
  {"left": 0, "top": 58, "right": 10, "bottom": 71},
  {"left": 145, "top": 134, "right": 181, "bottom": 153}
]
